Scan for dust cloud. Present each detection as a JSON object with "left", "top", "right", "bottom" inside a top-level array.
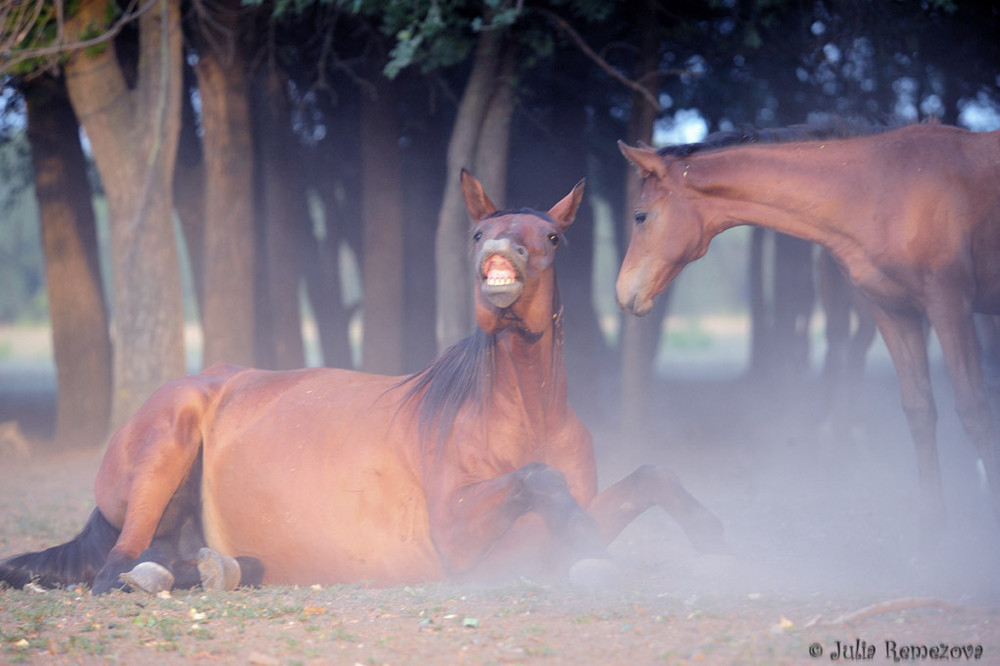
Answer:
[{"left": 578, "top": 352, "right": 1000, "bottom": 608}]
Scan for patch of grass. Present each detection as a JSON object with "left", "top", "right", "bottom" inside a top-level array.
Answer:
[{"left": 60, "top": 633, "right": 108, "bottom": 656}]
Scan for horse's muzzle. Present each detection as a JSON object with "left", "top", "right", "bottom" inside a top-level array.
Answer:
[
  {"left": 479, "top": 239, "right": 526, "bottom": 309},
  {"left": 616, "top": 278, "right": 654, "bottom": 316}
]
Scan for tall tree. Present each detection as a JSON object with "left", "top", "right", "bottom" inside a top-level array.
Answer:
[
  {"left": 434, "top": 27, "right": 507, "bottom": 351},
  {"left": 360, "top": 45, "right": 405, "bottom": 374},
  {"left": 189, "top": 0, "right": 257, "bottom": 368},
  {"left": 618, "top": 0, "right": 666, "bottom": 441},
  {"left": 63, "top": 0, "right": 186, "bottom": 427},
  {"left": 23, "top": 74, "right": 112, "bottom": 448},
  {"left": 252, "top": 64, "right": 307, "bottom": 370}
]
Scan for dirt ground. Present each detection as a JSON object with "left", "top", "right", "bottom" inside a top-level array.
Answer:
[{"left": 2, "top": 360, "right": 999, "bottom": 665}]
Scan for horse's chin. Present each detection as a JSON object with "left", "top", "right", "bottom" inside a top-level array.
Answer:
[{"left": 483, "top": 282, "right": 523, "bottom": 309}]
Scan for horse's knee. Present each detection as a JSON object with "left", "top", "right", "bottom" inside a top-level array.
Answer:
[
  {"left": 513, "top": 463, "right": 575, "bottom": 520},
  {"left": 633, "top": 464, "right": 727, "bottom": 554},
  {"left": 513, "top": 463, "right": 601, "bottom": 550}
]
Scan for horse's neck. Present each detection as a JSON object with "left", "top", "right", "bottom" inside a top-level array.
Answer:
[
  {"left": 689, "top": 142, "right": 868, "bottom": 248},
  {"left": 493, "top": 325, "right": 567, "bottom": 426}
]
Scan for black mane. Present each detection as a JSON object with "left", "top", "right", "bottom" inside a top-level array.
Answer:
[
  {"left": 659, "top": 116, "right": 897, "bottom": 158},
  {"left": 394, "top": 328, "right": 496, "bottom": 453},
  {"left": 391, "top": 288, "right": 565, "bottom": 455}
]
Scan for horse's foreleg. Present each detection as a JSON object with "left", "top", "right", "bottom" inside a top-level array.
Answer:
[
  {"left": 429, "top": 463, "right": 604, "bottom": 577},
  {"left": 872, "top": 307, "right": 945, "bottom": 540},
  {"left": 587, "top": 464, "right": 726, "bottom": 554}
]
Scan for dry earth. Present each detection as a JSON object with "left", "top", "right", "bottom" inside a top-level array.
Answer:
[{"left": 2, "top": 359, "right": 999, "bottom": 665}]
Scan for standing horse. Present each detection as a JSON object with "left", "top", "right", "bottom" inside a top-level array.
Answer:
[
  {"left": 2, "top": 172, "right": 725, "bottom": 595},
  {"left": 617, "top": 121, "right": 1000, "bottom": 540}
]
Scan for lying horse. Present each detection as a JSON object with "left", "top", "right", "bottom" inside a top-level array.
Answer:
[
  {"left": 617, "top": 120, "right": 1000, "bottom": 540},
  {"left": 2, "top": 171, "right": 725, "bottom": 594}
]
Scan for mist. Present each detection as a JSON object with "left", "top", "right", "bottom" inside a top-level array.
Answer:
[{"left": 577, "top": 334, "right": 1000, "bottom": 608}]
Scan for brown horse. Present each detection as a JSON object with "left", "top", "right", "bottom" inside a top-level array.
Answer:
[
  {"left": 1, "top": 171, "right": 725, "bottom": 595},
  {"left": 617, "top": 121, "right": 1000, "bottom": 540}
]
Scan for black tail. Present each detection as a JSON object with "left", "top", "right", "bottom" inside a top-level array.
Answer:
[{"left": 0, "top": 508, "right": 119, "bottom": 590}]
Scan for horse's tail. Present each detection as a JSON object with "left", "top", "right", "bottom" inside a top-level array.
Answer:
[{"left": 0, "top": 508, "right": 119, "bottom": 590}]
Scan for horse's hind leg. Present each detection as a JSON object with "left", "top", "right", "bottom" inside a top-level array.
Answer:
[
  {"left": 872, "top": 306, "right": 945, "bottom": 540},
  {"left": 587, "top": 464, "right": 727, "bottom": 554},
  {"left": 930, "top": 305, "right": 1000, "bottom": 522},
  {"left": 91, "top": 379, "right": 213, "bottom": 594}
]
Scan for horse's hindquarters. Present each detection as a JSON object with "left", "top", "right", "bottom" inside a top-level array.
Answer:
[{"left": 198, "top": 371, "right": 444, "bottom": 586}]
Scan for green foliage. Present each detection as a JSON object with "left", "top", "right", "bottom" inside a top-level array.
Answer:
[
  {"left": 347, "top": 0, "right": 480, "bottom": 79},
  {"left": 1, "top": 0, "right": 115, "bottom": 76},
  {"left": 256, "top": 0, "right": 615, "bottom": 79}
]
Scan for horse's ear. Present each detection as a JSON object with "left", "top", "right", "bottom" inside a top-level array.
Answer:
[
  {"left": 547, "top": 179, "right": 586, "bottom": 232},
  {"left": 461, "top": 169, "right": 497, "bottom": 223},
  {"left": 618, "top": 140, "right": 667, "bottom": 179}
]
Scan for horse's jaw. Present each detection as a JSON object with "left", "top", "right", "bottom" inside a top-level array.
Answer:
[
  {"left": 477, "top": 238, "right": 529, "bottom": 312},
  {"left": 481, "top": 252, "right": 524, "bottom": 309}
]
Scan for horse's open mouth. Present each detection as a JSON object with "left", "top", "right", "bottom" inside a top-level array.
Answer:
[{"left": 481, "top": 253, "right": 524, "bottom": 308}]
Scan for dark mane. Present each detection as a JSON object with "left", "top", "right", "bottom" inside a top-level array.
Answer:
[
  {"left": 659, "top": 116, "right": 898, "bottom": 158},
  {"left": 392, "top": 287, "right": 565, "bottom": 455},
  {"left": 394, "top": 329, "right": 496, "bottom": 453}
]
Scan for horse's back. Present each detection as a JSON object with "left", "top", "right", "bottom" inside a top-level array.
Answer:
[{"left": 199, "top": 366, "right": 443, "bottom": 585}]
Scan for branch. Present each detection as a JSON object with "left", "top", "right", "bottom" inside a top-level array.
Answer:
[
  {"left": 535, "top": 7, "right": 662, "bottom": 113},
  {"left": 1, "top": 0, "right": 158, "bottom": 76}
]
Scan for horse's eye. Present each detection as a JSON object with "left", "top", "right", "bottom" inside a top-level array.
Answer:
[
  {"left": 634, "top": 211, "right": 648, "bottom": 225},
  {"left": 473, "top": 230, "right": 483, "bottom": 242},
  {"left": 548, "top": 233, "right": 560, "bottom": 247}
]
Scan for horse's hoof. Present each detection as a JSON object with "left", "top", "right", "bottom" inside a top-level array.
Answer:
[
  {"left": 120, "top": 561, "right": 174, "bottom": 594},
  {"left": 198, "top": 547, "right": 241, "bottom": 591},
  {"left": 568, "top": 558, "right": 621, "bottom": 588}
]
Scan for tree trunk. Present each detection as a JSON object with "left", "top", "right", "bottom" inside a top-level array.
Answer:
[
  {"left": 435, "top": 28, "right": 504, "bottom": 351},
  {"left": 360, "top": 52, "right": 405, "bottom": 374},
  {"left": 192, "top": 0, "right": 256, "bottom": 368},
  {"left": 748, "top": 227, "right": 769, "bottom": 377},
  {"left": 619, "top": 0, "right": 665, "bottom": 443},
  {"left": 63, "top": 0, "right": 186, "bottom": 428},
  {"left": 772, "top": 234, "right": 814, "bottom": 383},
  {"left": 472, "top": 46, "right": 516, "bottom": 204},
  {"left": 23, "top": 74, "right": 112, "bottom": 449},
  {"left": 252, "top": 65, "right": 306, "bottom": 370}
]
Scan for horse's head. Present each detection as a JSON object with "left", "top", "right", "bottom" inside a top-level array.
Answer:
[
  {"left": 461, "top": 170, "right": 585, "bottom": 337},
  {"left": 616, "top": 141, "right": 710, "bottom": 316}
]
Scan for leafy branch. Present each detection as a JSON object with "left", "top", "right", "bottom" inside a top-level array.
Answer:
[{"left": 1, "top": 0, "right": 158, "bottom": 77}]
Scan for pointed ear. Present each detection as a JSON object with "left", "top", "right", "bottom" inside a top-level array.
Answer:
[
  {"left": 461, "top": 169, "right": 497, "bottom": 223},
  {"left": 618, "top": 140, "right": 668, "bottom": 179},
  {"left": 547, "top": 179, "right": 586, "bottom": 232}
]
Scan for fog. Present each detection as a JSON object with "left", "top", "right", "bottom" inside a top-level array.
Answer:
[{"left": 578, "top": 347, "right": 1000, "bottom": 608}]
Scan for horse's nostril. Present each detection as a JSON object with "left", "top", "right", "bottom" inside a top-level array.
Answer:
[{"left": 515, "top": 245, "right": 527, "bottom": 257}]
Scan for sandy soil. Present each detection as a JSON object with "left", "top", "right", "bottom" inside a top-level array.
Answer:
[{"left": 2, "top": 361, "right": 999, "bottom": 664}]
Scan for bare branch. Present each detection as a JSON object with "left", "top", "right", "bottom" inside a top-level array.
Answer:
[
  {"left": 1, "top": 0, "right": 158, "bottom": 76},
  {"left": 535, "top": 7, "right": 664, "bottom": 113}
]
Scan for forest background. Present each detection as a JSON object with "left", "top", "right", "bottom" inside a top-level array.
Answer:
[{"left": 1, "top": 0, "right": 999, "bottom": 451}]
